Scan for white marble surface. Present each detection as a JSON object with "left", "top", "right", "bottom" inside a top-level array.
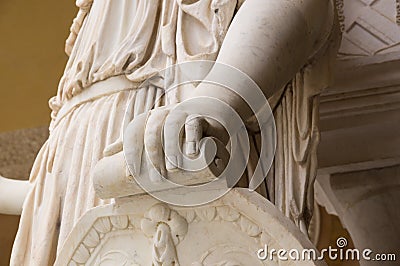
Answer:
[{"left": 55, "top": 188, "right": 325, "bottom": 266}]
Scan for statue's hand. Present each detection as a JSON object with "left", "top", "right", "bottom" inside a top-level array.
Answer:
[{"left": 124, "top": 97, "right": 230, "bottom": 182}]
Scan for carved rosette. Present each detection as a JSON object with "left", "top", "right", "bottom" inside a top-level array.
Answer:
[
  {"left": 59, "top": 189, "right": 317, "bottom": 266},
  {"left": 65, "top": 204, "right": 280, "bottom": 266}
]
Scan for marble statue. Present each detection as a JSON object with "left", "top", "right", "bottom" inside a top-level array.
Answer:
[{"left": 0, "top": 0, "right": 341, "bottom": 265}]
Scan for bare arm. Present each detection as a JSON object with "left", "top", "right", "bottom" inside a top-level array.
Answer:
[
  {"left": 194, "top": 0, "right": 333, "bottom": 119},
  {"left": 0, "top": 176, "right": 31, "bottom": 215},
  {"left": 122, "top": 0, "right": 335, "bottom": 188}
]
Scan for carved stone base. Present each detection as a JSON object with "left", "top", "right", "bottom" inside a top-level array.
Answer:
[{"left": 55, "top": 188, "right": 324, "bottom": 266}]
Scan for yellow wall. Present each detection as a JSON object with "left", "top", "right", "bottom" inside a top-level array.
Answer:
[
  {"left": 0, "top": 1, "right": 76, "bottom": 264},
  {"left": 0, "top": 0, "right": 77, "bottom": 132}
]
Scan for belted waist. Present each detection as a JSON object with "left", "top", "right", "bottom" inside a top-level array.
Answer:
[{"left": 52, "top": 75, "right": 140, "bottom": 129}]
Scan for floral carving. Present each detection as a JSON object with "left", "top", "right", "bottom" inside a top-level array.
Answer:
[
  {"left": 141, "top": 204, "right": 188, "bottom": 245},
  {"left": 216, "top": 206, "right": 240, "bottom": 222},
  {"left": 82, "top": 228, "right": 100, "bottom": 248},
  {"left": 96, "top": 250, "right": 140, "bottom": 266},
  {"left": 110, "top": 215, "right": 129, "bottom": 230},
  {"left": 93, "top": 217, "right": 112, "bottom": 234},
  {"left": 192, "top": 245, "right": 265, "bottom": 266},
  {"left": 181, "top": 205, "right": 261, "bottom": 238},
  {"left": 65, "top": 204, "right": 278, "bottom": 266},
  {"left": 68, "top": 215, "right": 132, "bottom": 265},
  {"left": 239, "top": 216, "right": 261, "bottom": 237},
  {"left": 141, "top": 204, "right": 188, "bottom": 266},
  {"left": 195, "top": 206, "right": 216, "bottom": 221},
  {"left": 72, "top": 244, "right": 90, "bottom": 264}
]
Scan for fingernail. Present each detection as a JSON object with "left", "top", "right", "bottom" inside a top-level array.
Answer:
[
  {"left": 166, "top": 155, "right": 178, "bottom": 170},
  {"left": 187, "top": 141, "right": 197, "bottom": 155}
]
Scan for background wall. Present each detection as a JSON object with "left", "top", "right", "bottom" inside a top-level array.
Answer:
[
  {"left": 0, "top": 1, "right": 76, "bottom": 264},
  {"left": 0, "top": 0, "right": 76, "bottom": 132}
]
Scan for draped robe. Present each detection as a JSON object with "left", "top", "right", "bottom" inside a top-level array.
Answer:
[{"left": 11, "top": 0, "right": 340, "bottom": 265}]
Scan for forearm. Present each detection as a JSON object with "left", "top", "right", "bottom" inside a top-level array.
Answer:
[
  {"left": 193, "top": 0, "right": 332, "bottom": 120},
  {"left": 0, "top": 176, "right": 31, "bottom": 215}
]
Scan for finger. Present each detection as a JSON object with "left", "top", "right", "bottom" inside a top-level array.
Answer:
[
  {"left": 163, "top": 109, "right": 187, "bottom": 171},
  {"left": 204, "top": 118, "right": 229, "bottom": 145},
  {"left": 103, "top": 139, "right": 123, "bottom": 157},
  {"left": 144, "top": 109, "right": 170, "bottom": 182},
  {"left": 185, "top": 115, "right": 203, "bottom": 156},
  {"left": 123, "top": 112, "right": 147, "bottom": 177}
]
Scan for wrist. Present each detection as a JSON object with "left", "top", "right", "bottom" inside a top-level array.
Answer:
[{"left": 191, "top": 82, "right": 253, "bottom": 121}]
